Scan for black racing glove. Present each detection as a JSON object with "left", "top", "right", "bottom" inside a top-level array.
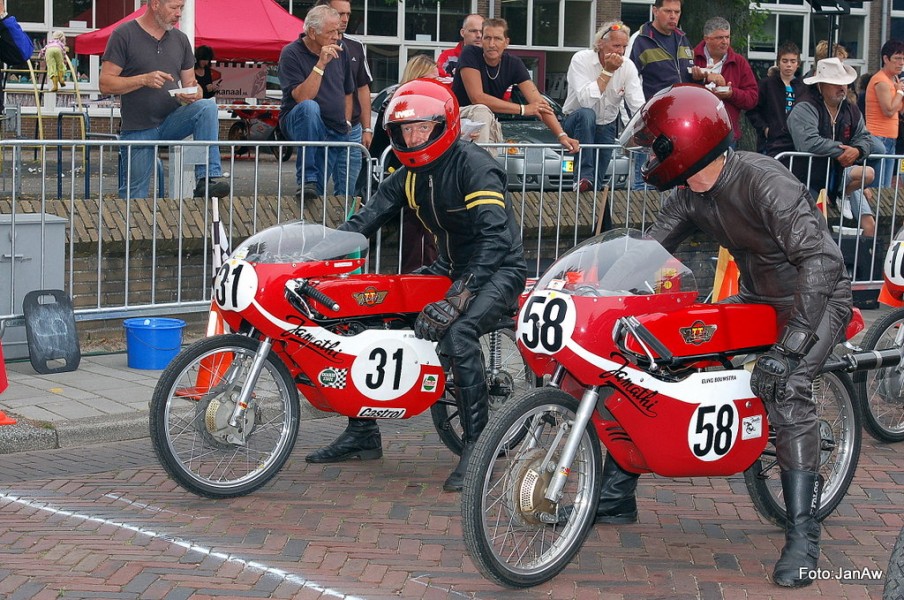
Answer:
[
  {"left": 749, "top": 328, "right": 817, "bottom": 404},
  {"left": 414, "top": 279, "right": 474, "bottom": 342},
  {"left": 750, "top": 348, "right": 797, "bottom": 404}
]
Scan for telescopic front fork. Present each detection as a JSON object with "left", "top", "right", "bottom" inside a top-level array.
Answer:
[
  {"left": 543, "top": 384, "right": 601, "bottom": 503},
  {"left": 227, "top": 337, "right": 273, "bottom": 437}
]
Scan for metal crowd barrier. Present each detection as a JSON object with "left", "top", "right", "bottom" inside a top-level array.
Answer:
[{"left": 0, "top": 137, "right": 891, "bottom": 336}]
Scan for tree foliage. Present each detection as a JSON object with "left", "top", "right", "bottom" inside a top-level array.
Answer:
[{"left": 680, "top": 0, "right": 768, "bottom": 55}]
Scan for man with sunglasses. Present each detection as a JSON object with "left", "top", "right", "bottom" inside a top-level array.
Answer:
[{"left": 562, "top": 21, "right": 644, "bottom": 197}]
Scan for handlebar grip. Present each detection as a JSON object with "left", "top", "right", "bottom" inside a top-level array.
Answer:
[{"left": 297, "top": 281, "right": 340, "bottom": 312}]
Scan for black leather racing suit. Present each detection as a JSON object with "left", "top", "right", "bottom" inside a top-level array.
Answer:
[
  {"left": 343, "top": 139, "right": 527, "bottom": 401},
  {"left": 649, "top": 149, "right": 853, "bottom": 472}
]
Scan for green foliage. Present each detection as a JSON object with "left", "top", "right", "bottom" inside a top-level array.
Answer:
[{"left": 680, "top": 0, "right": 769, "bottom": 55}]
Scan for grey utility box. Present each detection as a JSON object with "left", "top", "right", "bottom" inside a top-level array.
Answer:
[{"left": 0, "top": 214, "right": 67, "bottom": 359}]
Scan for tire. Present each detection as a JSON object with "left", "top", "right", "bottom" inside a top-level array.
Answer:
[
  {"left": 855, "top": 307, "right": 904, "bottom": 442},
  {"left": 430, "top": 328, "right": 535, "bottom": 455},
  {"left": 743, "top": 371, "right": 861, "bottom": 527},
  {"left": 269, "top": 126, "right": 293, "bottom": 162},
  {"left": 227, "top": 121, "right": 250, "bottom": 156},
  {"left": 884, "top": 524, "right": 904, "bottom": 599},
  {"left": 461, "top": 387, "right": 602, "bottom": 588},
  {"left": 149, "top": 334, "right": 300, "bottom": 498}
]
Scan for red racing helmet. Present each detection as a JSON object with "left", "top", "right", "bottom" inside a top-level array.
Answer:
[
  {"left": 384, "top": 78, "right": 461, "bottom": 168},
  {"left": 618, "top": 84, "right": 732, "bottom": 191}
]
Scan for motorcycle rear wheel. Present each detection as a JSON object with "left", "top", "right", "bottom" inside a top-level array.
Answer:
[
  {"left": 854, "top": 307, "right": 904, "bottom": 442},
  {"left": 884, "top": 524, "right": 904, "bottom": 599},
  {"left": 461, "top": 387, "right": 602, "bottom": 588},
  {"left": 269, "top": 126, "right": 293, "bottom": 162},
  {"left": 227, "top": 121, "right": 250, "bottom": 156},
  {"left": 430, "top": 328, "right": 535, "bottom": 455},
  {"left": 149, "top": 334, "right": 300, "bottom": 498},
  {"left": 743, "top": 371, "right": 861, "bottom": 527}
]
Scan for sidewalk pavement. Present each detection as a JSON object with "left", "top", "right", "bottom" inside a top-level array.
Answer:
[{"left": 0, "top": 306, "right": 891, "bottom": 454}]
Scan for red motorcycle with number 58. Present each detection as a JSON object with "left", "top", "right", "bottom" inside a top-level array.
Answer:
[
  {"left": 148, "top": 221, "right": 533, "bottom": 498},
  {"left": 460, "top": 229, "right": 870, "bottom": 588}
]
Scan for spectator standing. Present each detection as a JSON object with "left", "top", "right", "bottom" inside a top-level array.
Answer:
[
  {"left": 629, "top": 0, "right": 693, "bottom": 101},
  {"left": 787, "top": 58, "right": 876, "bottom": 237},
  {"left": 562, "top": 21, "right": 643, "bottom": 199},
  {"left": 0, "top": 0, "right": 32, "bottom": 114},
  {"left": 437, "top": 14, "right": 484, "bottom": 78},
  {"left": 451, "top": 18, "right": 578, "bottom": 152},
  {"left": 628, "top": 0, "right": 693, "bottom": 189},
  {"left": 99, "top": 0, "right": 229, "bottom": 199},
  {"left": 317, "top": 0, "right": 373, "bottom": 197},
  {"left": 690, "top": 17, "right": 758, "bottom": 148},
  {"left": 278, "top": 4, "right": 355, "bottom": 202},
  {"left": 864, "top": 39, "right": 904, "bottom": 188},
  {"left": 194, "top": 45, "right": 221, "bottom": 99},
  {"left": 748, "top": 42, "right": 806, "bottom": 157}
]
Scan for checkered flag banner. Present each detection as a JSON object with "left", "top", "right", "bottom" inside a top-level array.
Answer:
[{"left": 211, "top": 196, "right": 230, "bottom": 272}]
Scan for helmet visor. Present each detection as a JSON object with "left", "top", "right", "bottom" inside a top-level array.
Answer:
[{"left": 618, "top": 109, "right": 653, "bottom": 150}]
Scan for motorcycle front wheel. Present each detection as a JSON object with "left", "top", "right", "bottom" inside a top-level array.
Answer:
[
  {"left": 269, "top": 126, "right": 293, "bottom": 162},
  {"left": 461, "top": 387, "right": 602, "bottom": 588},
  {"left": 743, "top": 371, "right": 861, "bottom": 527},
  {"left": 855, "top": 307, "right": 904, "bottom": 442},
  {"left": 149, "top": 334, "right": 300, "bottom": 498},
  {"left": 430, "top": 328, "right": 535, "bottom": 455},
  {"left": 884, "top": 524, "right": 904, "bottom": 599}
]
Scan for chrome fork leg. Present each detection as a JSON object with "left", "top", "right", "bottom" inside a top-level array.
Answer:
[
  {"left": 544, "top": 386, "right": 599, "bottom": 503},
  {"left": 227, "top": 337, "right": 273, "bottom": 433}
]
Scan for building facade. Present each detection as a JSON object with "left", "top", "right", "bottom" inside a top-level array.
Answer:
[{"left": 5, "top": 0, "right": 903, "bottom": 100}]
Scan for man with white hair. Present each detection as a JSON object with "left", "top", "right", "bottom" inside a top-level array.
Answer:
[
  {"left": 278, "top": 4, "right": 355, "bottom": 202},
  {"left": 562, "top": 21, "right": 644, "bottom": 198},
  {"left": 787, "top": 57, "right": 876, "bottom": 237}
]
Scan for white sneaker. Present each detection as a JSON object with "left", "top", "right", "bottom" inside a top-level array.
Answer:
[{"left": 841, "top": 197, "right": 854, "bottom": 221}]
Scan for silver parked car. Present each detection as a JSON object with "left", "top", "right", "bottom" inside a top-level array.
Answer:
[{"left": 370, "top": 84, "right": 629, "bottom": 191}]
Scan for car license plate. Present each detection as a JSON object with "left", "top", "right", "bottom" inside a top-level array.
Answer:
[{"left": 562, "top": 158, "right": 574, "bottom": 174}]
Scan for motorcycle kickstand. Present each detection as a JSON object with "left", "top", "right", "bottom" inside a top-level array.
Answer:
[
  {"left": 542, "top": 385, "right": 600, "bottom": 504},
  {"left": 225, "top": 337, "right": 273, "bottom": 444}
]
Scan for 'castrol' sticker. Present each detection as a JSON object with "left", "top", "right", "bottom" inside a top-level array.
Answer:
[{"left": 687, "top": 400, "right": 738, "bottom": 462}]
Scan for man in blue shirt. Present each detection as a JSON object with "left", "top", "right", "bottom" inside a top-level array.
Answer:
[{"left": 278, "top": 4, "right": 355, "bottom": 202}]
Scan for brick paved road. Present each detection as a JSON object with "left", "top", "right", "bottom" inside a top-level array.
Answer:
[{"left": 0, "top": 414, "right": 900, "bottom": 600}]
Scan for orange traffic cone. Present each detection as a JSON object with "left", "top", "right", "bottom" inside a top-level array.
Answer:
[
  {"left": 879, "top": 283, "right": 904, "bottom": 308},
  {"left": 711, "top": 246, "right": 739, "bottom": 302},
  {"left": 175, "top": 302, "right": 232, "bottom": 401},
  {"left": 0, "top": 342, "right": 16, "bottom": 425}
]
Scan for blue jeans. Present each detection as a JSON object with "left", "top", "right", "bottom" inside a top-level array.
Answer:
[
  {"left": 118, "top": 99, "right": 223, "bottom": 198},
  {"left": 563, "top": 108, "right": 615, "bottom": 189},
  {"left": 282, "top": 100, "right": 360, "bottom": 196},
  {"left": 869, "top": 135, "right": 897, "bottom": 189}
]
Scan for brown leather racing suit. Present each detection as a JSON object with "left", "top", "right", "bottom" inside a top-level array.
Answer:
[{"left": 649, "top": 149, "right": 853, "bottom": 472}]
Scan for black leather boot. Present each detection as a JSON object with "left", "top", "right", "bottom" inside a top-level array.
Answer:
[
  {"left": 595, "top": 453, "right": 640, "bottom": 524},
  {"left": 773, "top": 470, "right": 822, "bottom": 587},
  {"left": 305, "top": 418, "right": 382, "bottom": 463},
  {"left": 443, "top": 383, "right": 489, "bottom": 492}
]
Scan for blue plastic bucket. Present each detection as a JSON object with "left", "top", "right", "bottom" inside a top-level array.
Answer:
[{"left": 123, "top": 318, "right": 186, "bottom": 370}]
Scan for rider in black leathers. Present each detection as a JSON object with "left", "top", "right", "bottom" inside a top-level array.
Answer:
[
  {"left": 305, "top": 79, "right": 527, "bottom": 493},
  {"left": 606, "top": 84, "right": 852, "bottom": 589}
]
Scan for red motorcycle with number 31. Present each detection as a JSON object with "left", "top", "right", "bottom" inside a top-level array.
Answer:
[
  {"left": 460, "top": 229, "right": 872, "bottom": 588},
  {"left": 148, "top": 221, "right": 533, "bottom": 498}
]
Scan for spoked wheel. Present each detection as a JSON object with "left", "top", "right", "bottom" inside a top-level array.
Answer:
[
  {"left": 227, "top": 121, "right": 250, "bottom": 156},
  {"left": 269, "top": 126, "right": 293, "bottom": 162},
  {"left": 855, "top": 307, "right": 904, "bottom": 442},
  {"left": 149, "top": 334, "right": 300, "bottom": 498},
  {"left": 430, "top": 328, "right": 535, "bottom": 455},
  {"left": 743, "top": 371, "right": 861, "bottom": 526},
  {"left": 884, "top": 524, "right": 904, "bottom": 599},
  {"left": 461, "top": 387, "right": 602, "bottom": 588}
]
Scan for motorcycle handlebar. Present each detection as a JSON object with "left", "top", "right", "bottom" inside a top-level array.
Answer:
[{"left": 295, "top": 280, "right": 340, "bottom": 312}]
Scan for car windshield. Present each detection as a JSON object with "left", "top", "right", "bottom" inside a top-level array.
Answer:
[
  {"left": 535, "top": 228, "right": 697, "bottom": 297},
  {"left": 232, "top": 221, "right": 368, "bottom": 264}
]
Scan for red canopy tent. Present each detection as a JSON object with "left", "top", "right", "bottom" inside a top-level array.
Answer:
[{"left": 74, "top": 0, "right": 304, "bottom": 62}]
